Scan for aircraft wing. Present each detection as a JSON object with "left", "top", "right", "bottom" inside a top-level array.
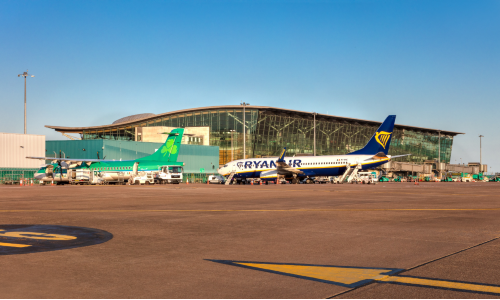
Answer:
[
  {"left": 389, "top": 154, "right": 412, "bottom": 159},
  {"left": 275, "top": 148, "right": 304, "bottom": 175},
  {"left": 363, "top": 153, "right": 411, "bottom": 161},
  {"left": 26, "top": 156, "right": 114, "bottom": 163}
]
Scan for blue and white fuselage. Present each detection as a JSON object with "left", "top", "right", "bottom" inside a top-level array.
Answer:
[
  {"left": 218, "top": 115, "right": 400, "bottom": 181},
  {"left": 217, "top": 155, "right": 391, "bottom": 180}
]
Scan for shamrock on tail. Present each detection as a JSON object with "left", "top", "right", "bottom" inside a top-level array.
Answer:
[{"left": 161, "top": 139, "right": 175, "bottom": 157}]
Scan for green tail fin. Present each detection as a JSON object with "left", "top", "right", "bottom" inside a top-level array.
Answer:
[{"left": 137, "top": 128, "right": 184, "bottom": 162}]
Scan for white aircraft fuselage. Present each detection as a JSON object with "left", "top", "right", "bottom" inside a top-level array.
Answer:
[{"left": 218, "top": 154, "right": 391, "bottom": 180}]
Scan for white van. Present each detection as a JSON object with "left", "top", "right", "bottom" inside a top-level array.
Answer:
[{"left": 208, "top": 175, "right": 225, "bottom": 184}]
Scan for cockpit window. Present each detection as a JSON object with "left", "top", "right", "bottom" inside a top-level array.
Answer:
[{"left": 224, "top": 164, "right": 228, "bottom": 167}]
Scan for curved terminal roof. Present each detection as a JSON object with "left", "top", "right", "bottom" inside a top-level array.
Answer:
[
  {"left": 46, "top": 105, "right": 464, "bottom": 136},
  {"left": 112, "top": 113, "right": 156, "bottom": 125}
]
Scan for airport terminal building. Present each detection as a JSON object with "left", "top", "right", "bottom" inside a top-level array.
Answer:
[{"left": 47, "top": 105, "right": 462, "bottom": 166}]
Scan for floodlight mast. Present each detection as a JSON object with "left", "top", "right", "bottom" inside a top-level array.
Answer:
[
  {"left": 18, "top": 70, "right": 34, "bottom": 134},
  {"left": 479, "top": 135, "right": 484, "bottom": 172}
]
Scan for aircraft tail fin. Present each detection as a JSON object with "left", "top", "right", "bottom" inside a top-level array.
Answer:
[
  {"left": 137, "top": 128, "right": 185, "bottom": 162},
  {"left": 348, "top": 115, "right": 396, "bottom": 155}
]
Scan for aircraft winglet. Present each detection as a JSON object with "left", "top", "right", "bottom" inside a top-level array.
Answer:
[{"left": 277, "top": 148, "right": 287, "bottom": 162}]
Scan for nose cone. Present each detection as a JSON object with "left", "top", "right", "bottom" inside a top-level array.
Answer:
[
  {"left": 217, "top": 168, "right": 225, "bottom": 176},
  {"left": 34, "top": 172, "right": 45, "bottom": 180}
]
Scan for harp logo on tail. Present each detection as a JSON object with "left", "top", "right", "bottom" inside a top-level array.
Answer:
[{"left": 375, "top": 131, "right": 392, "bottom": 149}]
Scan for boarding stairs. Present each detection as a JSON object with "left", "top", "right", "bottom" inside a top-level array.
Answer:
[
  {"left": 347, "top": 163, "right": 363, "bottom": 183},
  {"left": 225, "top": 172, "right": 236, "bottom": 185},
  {"left": 339, "top": 163, "right": 363, "bottom": 183}
]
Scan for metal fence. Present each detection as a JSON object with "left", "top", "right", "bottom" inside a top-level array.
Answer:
[
  {"left": 183, "top": 173, "right": 217, "bottom": 184},
  {"left": 0, "top": 168, "right": 39, "bottom": 185}
]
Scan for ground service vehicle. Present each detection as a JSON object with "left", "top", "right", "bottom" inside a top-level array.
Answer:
[
  {"left": 207, "top": 175, "right": 225, "bottom": 184},
  {"left": 132, "top": 172, "right": 155, "bottom": 185},
  {"left": 70, "top": 168, "right": 90, "bottom": 185},
  {"left": 89, "top": 170, "right": 104, "bottom": 185},
  {"left": 358, "top": 172, "right": 377, "bottom": 184},
  {"left": 393, "top": 176, "right": 406, "bottom": 182},
  {"left": 156, "top": 165, "right": 183, "bottom": 184},
  {"left": 314, "top": 176, "right": 330, "bottom": 184},
  {"left": 462, "top": 173, "right": 473, "bottom": 182},
  {"left": 330, "top": 176, "right": 343, "bottom": 184}
]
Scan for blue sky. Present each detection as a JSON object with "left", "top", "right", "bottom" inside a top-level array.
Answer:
[{"left": 1, "top": 0, "right": 499, "bottom": 172}]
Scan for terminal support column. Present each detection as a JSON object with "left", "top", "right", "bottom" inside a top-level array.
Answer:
[
  {"left": 313, "top": 112, "right": 317, "bottom": 156},
  {"left": 240, "top": 102, "right": 249, "bottom": 159}
]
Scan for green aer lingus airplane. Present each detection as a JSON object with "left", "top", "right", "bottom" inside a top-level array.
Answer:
[{"left": 29, "top": 128, "right": 185, "bottom": 184}]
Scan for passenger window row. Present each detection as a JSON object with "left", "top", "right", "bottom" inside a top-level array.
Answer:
[{"left": 90, "top": 167, "right": 133, "bottom": 171}]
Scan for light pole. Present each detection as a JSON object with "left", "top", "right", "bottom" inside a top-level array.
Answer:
[
  {"left": 313, "top": 112, "right": 317, "bottom": 156},
  {"left": 479, "top": 135, "right": 484, "bottom": 173},
  {"left": 437, "top": 131, "right": 441, "bottom": 163},
  {"left": 18, "top": 70, "right": 35, "bottom": 134},
  {"left": 437, "top": 131, "right": 441, "bottom": 178},
  {"left": 240, "top": 102, "right": 250, "bottom": 159},
  {"left": 230, "top": 130, "right": 235, "bottom": 162}
]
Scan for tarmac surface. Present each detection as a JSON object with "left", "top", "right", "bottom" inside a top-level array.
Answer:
[{"left": 1, "top": 182, "right": 500, "bottom": 298}]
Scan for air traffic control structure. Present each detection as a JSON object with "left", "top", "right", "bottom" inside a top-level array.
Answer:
[{"left": 45, "top": 105, "right": 470, "bottom": 178}]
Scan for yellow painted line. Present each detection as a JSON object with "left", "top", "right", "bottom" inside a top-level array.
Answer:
[
  {"left": 223, "top": 261, "right": 500, "bottom": 295},
  {"left": 0, "top": 208, "right": 500, "bottom": 213},
  {"left": 378, "top": 275, "right": 500, "bottom": 294},
  {"left": 0, "top": 230, "right": 77, "bottom": 241},
  {"left": 0, "top": 242, "right": 31, "bottom": 248},
  {"left": 237, "top": 263, "right": 393, "bottom": 285}
]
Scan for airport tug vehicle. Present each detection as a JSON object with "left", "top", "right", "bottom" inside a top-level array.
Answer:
[{"left": 131, "top": 172, "right": 155, "bottom": 185}]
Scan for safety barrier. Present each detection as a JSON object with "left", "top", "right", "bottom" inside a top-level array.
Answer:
[{"left": 0, "top": 168, "right": 39, "bottom": 185}]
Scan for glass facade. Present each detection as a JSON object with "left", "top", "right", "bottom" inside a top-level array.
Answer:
[{"left": 82, "top": 107, "right": 456, "bottom": 165}]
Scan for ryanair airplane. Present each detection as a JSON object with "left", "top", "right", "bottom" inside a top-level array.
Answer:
[{"left": 218, "top": 115, "right": 406, "bottom": 184}]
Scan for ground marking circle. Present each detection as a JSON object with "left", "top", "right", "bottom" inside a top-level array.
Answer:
[{"left": 0, "top": 225, "right": 113, "bottom": 255}]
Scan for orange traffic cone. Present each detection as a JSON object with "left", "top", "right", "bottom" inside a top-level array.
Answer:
[
  {"left": 251, "top": 180, "right": 253, "bottom": 185},
  {"left": 207, "top": 179, "right": 209, "bottom": 185},
  {"left": 51, "top": 180, "right": 54, "bottom": 186},
  {"left": 19, "top": 180, "right": 23, "bottom": 186},
  {"left": 259, "top": 180, "right": 262, "bottom": 186},
  {"left": 31, "top": 180, "right": 33, "bottom": 186},
  {"left": 186, "top": 179, "right": 189, "bottom": 185}
]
